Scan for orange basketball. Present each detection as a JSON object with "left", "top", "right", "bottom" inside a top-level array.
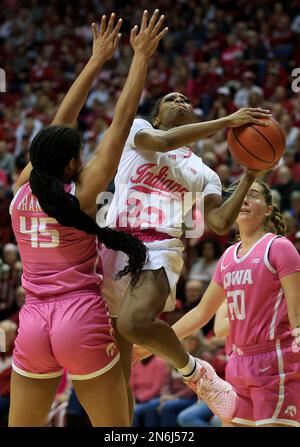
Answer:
[{"left": 227, "top": 118, "right": 286, "bottom": 170}]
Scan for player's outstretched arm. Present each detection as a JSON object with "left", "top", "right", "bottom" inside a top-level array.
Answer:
[
  {"left": 76, "top": 10, "right": 168, "bottom": 215},
  {"left": 13, "top": 13, "right": 122, "bottom": 195},
  {"left": 134, "top": 108, "right": 272, "bottom": 152}
]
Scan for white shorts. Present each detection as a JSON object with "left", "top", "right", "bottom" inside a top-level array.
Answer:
[{"left": 101, "top": 238, "right": 184, "bottom": 317}]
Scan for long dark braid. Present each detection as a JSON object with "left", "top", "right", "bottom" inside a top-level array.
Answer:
[{"left": 29, "top": 126, "right": 148, "bottom": 287}]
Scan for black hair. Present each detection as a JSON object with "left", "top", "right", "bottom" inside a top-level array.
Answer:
[
  {"left": 150, "top": 97, "right": 164, "bottom": 128},
  {"left": 29, "top": 126, "right": 147, "bottom": 287}
]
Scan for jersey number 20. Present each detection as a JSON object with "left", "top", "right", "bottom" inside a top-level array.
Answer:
[{"left": 227, "top": 290, "right": 245, "bottom": 321}]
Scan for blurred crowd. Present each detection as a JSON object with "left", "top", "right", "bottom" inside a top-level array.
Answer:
[{"left": 1, "top": 0, "right": 300, "bottom": 427}]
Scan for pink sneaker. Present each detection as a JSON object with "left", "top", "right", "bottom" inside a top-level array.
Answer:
[{"left": 184, "top": 359, "right": 237, "bottom": 423}]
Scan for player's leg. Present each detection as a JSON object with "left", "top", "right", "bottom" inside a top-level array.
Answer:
[
  {"left": 112, "top": 318, "right": 134, "bottom": 423},
  {"left": 9, "top": 301, "right": 65, "bottom": 426},
  {"left": 117, "top": 268, "right": 190, "bottom": 369},
  {"left": 9, "top": 371, "right": 61, "bottom": 426},
  {"left": 117, "top": 268, "right": 238, "bottom": 425},
  {"left": 72, "top": 361, "right": 129, "bottom": 426},
  {"left": 51, "top": 294, "right": 130, "bottom": 426},
  {"left": 251, "top": 345, "right": 300, "bottom": 429}
]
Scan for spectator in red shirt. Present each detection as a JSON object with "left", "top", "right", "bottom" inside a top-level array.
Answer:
[{"left": 131, "top": 355, "right": 169, "bottom": 427}]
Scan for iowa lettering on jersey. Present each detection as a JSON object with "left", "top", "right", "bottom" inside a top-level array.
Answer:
[{"left": 223, "top": 269, "right": 253, "bottom": 289}]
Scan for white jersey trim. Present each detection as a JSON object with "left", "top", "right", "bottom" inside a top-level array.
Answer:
[
  {"left": 70, "top": 181, "right": 76, "bottom": 196},
  {"left": 9, "top": 184, "right": 26, "bottom": 215},
  {"left": 269, "top": 290, "right": 283, "bottom": 340},
  {"left": 232, "top": 417, "right": 299, "bottom": 427},
  {"left": 231, "top": 417, "right": 256, "bottom": 426},
  {"left": 264, "top": 235, "right": 281, "bottom": 274},
  {"left": 12, "top": 361, "right": 64, "bottom": 379},
  {"left": 69, "top": 352, "right": 120, "bottom": 380},
  {"left": 233, "top": 233, "right": 271, "bottom": 264},
  {"left": 272, "top": 339, "right": 285, "bottom": 419},
  {"left": 255, "top": 418, "right": 299, "bottom": 427}
]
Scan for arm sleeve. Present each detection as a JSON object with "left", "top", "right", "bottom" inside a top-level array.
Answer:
[
  {"left": 202, "top": 163, "right": 222, "bottom": 198},
  {"left": 125, "top": 118, "right": 153, "bottom": 150},
  {"left": 269, "top": 237, "right": 300, "bottom": 279}
]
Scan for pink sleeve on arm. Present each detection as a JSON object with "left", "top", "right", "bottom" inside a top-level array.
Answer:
[
  {"left": 269, "top": 237, "right": 300, "bottom": 279},
  {"left": 212, "top": 256, "right": 223, "bottom": 287}
]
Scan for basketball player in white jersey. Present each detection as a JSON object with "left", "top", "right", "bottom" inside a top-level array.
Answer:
[{"left": 100, "top": 92, "right": 272, "bottom": 421}]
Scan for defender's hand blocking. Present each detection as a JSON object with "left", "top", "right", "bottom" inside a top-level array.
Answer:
[
  {"left": 91, "top": 13, "right": 123, "bottom": 62},
  {"left": 130, "top": 10, "right": 168, "bottom": 58},
  {"left": 228, "top": 107, "right": 272, "bottom": 127}
]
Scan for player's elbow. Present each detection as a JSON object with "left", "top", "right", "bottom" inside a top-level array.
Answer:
[
  {"left": 209, "top": 221, "right": 230, "bottom": 235},
  {"left": 214, "top": 324, "right": 229, "bottom": 338},
  {"left": 141, "top": 134, "right": 169, "bottom": 152},
  {"left": 206, "top": 211, "right": 231, "bottom": 235}
]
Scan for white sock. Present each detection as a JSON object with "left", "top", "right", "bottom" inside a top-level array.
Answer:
[{"left": 178, "top": 354, "right": 198, "bottom": 380}]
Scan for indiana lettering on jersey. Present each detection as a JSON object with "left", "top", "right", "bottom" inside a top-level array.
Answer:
[
  {"left": 224, "top": 269, "right": 253, "bottom": 289},
  {"left": 130, "top": 163, "right": 188, "bottom": 196},
  {"left": 16, "top": 194, "right": 42, "bottom": 212}
]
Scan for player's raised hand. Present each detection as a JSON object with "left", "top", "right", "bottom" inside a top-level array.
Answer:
[
  {"left": 91, "top": 13, "right": 122, "bottom": 63},
  {"left": 227, "top": 108, "right": 272, "bottom": 127},
  {"left": 130, "top": 9, "right": 168, "bottom": 59},
  {"left": 244, "top": 160, "right": 279, "bottom": 178}
]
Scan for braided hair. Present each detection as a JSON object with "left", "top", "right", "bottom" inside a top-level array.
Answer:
[
  {"left": 29, "top": 125, "right": 148, "bottom": 287},
  {"left": 255, "top": 180, "right": 286, "bottom": 236}
]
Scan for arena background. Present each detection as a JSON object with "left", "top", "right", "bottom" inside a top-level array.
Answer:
[{"left": 0, "top": 0, "right": 300, "bottom": 427}]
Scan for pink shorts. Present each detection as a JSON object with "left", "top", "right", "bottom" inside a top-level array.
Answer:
[
  {"left": 226, "top": 339, "right": 300, "bottom": 427},
  {"left": 13, "top": 293, "right": 120, "bottom": 380}
]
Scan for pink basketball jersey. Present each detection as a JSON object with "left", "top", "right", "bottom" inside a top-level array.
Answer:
[
  {"left": 10, "top": 182, "right": 102, "bottom": 299},
  {"left": 213, "top": 233, "right": 300, "bottom": 346}
]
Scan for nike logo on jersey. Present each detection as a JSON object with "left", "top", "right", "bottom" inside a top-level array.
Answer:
[
  {"left": 221, "top": 263, "right": 230, "bottom": 271},
  {"left": 259, "top": 366, "right": 271, "bottom": 372},
  {"left": 251, "top": 258, "right": 260, "bottom": 264}
]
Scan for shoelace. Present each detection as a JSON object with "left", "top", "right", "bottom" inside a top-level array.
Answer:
[{"left": 198, "top": 376, "right": 232, "bottom": 405}]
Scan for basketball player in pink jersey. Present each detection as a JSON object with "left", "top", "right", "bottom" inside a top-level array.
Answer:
[
  {"left": 8, "top": 11, "right": 168, "bottom": 426},
  {"left": 100, "top": 89, "right": 272, "bottom": 421},
  {"left": 143, "top": 179, "right": 300, "bottom": 427}
]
